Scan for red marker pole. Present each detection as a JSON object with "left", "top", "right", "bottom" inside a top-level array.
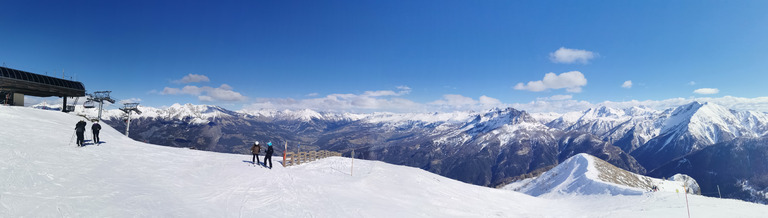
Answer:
[{"left": 684, "top": 184, "right": 690, "bottom": 218}]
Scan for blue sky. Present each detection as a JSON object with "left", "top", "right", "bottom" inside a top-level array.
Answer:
[{"left": 3, "top": 1, "right": 768, "bottom": 113}]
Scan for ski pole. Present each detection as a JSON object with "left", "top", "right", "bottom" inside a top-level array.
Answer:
[{"left": 68, "top": 131, "right": 76, "bottom": 146}]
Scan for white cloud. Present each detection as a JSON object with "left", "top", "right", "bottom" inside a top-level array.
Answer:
[
  {"left": 549, "top": 47, "right": 597, "bottom": 64},
  {"left": 693, "top": 88, "right": 719, "bottom": 95},
  {"left": 363, "top": 86, "right": 411, "bottom": 97},
  {"left": 118, "top": 98, "right": 142, "bottom": 105},
  {"left": 201, "top": 86, "right": 247, "bottom": 102},
  {"left": 161, "top": 84, "right": 247, "bottom": 102},
  {"left": 173, "top": 74, "right": 210, "bottom": 84},
  {"left": 244, "top": 88, "right": 505, "bottom": 113},
  {"left": 622, "top": 80, "right": 633, "bottom": 89},
  {"left": 479, "top": 95, "right": 502, "bottom": 105},
  {"left": 543, "top": 95, "right": 573, "bottom": 101},
  {"left": 161, "top": 87, "right": 181, "bottom": 95},
  {"left": 431, "top": 94, "right": 476, "bottom": 106},
  {"left": 306, "top": 93, "right": 319, "bottom": 97},
  {"left": 428, "top": 94, "right": 505, "bottom": 111},
  {"left": 243, "top": 91, "right": 768, "bottom": 114},
  {"left": 688, "top": 81, "right": 696, "bottom": 86},
  {"left": 511, "top": 96, "right": 768, "bottom": 114},
  {"left": 244, "top": 86, "right": 424, "bottom": 113},
  {"left": 514, "top": 71, "right": 587, "bottom": 93}
]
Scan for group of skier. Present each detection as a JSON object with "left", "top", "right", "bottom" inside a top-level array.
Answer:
[
  {"left": 251, "top": 141, "right": 274, "bottom": 169},
  {"left": 74, "top": 120, "right": 276, "bottom": 170},
  {"left": 74, "top": 120, "right": 101, "bottom": 147}
]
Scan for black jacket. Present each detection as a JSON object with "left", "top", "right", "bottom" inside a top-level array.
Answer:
[
  {"left": 75, "top": 121, "right": 87, "bottom": 132},
  {"left": 92, "top": 123, "right": 101, "bottom": 132},
  {"left": 266, "top": 146, "right": 274, "bottom": 156}
]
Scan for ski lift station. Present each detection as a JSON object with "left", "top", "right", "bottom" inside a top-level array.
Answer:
[{"left": 0, "top": 66, "right": 86, "bottom": 111}]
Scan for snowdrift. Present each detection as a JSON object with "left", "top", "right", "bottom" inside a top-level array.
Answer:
[{"left": 508, "top": 153, "right": 699, "bottom": 196}]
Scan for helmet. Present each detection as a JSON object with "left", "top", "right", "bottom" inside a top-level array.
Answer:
[
  {"left": 254, "top": 141, "right": 259, "bottom": 145},
  {"left": 267, "top": 142, "right": 272, "bottom": 146}
]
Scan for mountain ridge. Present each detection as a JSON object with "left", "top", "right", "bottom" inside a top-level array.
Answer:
[{"left": 30, "top": 100, "right": 768, "bottom": 203}]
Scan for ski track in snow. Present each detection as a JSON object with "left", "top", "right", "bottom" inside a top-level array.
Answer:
[{"left": 2, "top": 105, "right": 768, "bottom": 217}]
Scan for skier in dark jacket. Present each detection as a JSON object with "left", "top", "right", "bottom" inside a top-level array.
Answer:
[
  {"left": 264, "top": 141, "right": 274, "bottom": 169},
  {"left": 75, "top": 120, "right": 87, "bottom": 147},
  {"left": 251, "top": 141, "right": 261, "bottom": 165},
  {"left": 91, "top": 121, "right": 102, "bottom": 144}
]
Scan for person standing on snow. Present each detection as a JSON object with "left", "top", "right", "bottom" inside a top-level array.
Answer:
[
  {"left": 264, "top": 141, "right": 274, "bottom": 169},
  {"left": 251, "top": 141, "right": 261, "bottom": 165},
  {"left": 91, "top": 121, "right": 102, "bottom": 144},
  {"left": 75, "top": 120, "right": 87, "bottom": 147}
]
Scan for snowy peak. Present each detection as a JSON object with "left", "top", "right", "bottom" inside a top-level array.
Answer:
[
  {"left": 510, "top": 153, "right": 696, "bottom": 196},
  {"left": 136, "top": 103, "right": 235, "bottom": 124},
  {"left": 581, "top": 106, "right": 626, "bottom": 120},
  {"left": 362, "top": 111, "right": 475, "bottom": 124},
  {"left": 463, "top": 107, "right": 538, "bottom": 134},
  {"left": 242, "top": 108, "right": 335, "bottom": 122},
  {"left": 624, "top": 105, "right": 659, "bottom": 117},
  {"left": 165, "top": 103, "right": 234, "bottom": 117},
  {"left": 480, "top": 107, "right": 533, "bottom": 125},
  {"left": 659, "top": 102, "right": 758, "bottom": 144},
  {"left": 631, "top": 101, "right": 768, "bottom": 170}
]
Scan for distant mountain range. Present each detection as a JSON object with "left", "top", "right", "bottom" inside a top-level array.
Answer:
[{"left": 37, "top": 101, "right": 768, "bottom": 203}]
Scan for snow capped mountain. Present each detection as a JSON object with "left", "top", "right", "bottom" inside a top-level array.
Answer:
[
  {"left": 528, "top": 111, "right": 562, "bottom": 124},
  {"left": 508, "top": 153, "right": 698, "bottom": 196},
  {"left": 543, "top": 105, "right": 662, "bottom": 154},
  {"left": 143, "top": 103, "right": 236, "bottom": 124},
  {"left": 537, "top": 101, "right": 768, "bottom": 173},
  {"left": 30, "top": 100, "right": 768, "bottom": 204},
  {"left": 734, "top": 110, "right": 768, "bottom": 137},
  {"left": 240, "top": 108, "right": 365, "bottom": 122},
  {"left": 658, "top": 102, "right": 756, "bottom": 144},
  {"left": 632, "top": 101, "right": 768, "bottom": 170}
]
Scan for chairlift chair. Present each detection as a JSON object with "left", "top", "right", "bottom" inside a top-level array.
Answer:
[
  {"left": 65, "top": 97, "right": 80, "bottom": 112},
  {"left": 83, "top": 100, "right": 96, "bottom": 109}
]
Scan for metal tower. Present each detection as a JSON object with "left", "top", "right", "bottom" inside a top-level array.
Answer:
[
  {"left": 87, "top": 91, "right": 116, "bottom": 121},
  {"left": 120, "top": 102, "right": 142, "bottom": 137}
]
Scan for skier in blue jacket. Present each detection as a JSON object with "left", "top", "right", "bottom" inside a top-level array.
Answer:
[{"left": 264, "top": 142, "right": 274, "bottom": 169}]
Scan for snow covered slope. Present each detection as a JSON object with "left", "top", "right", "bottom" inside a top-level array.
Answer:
[
  {"left": 4, "top": 105, "right": 767, "bottom": 217},
  {"left": 1, "top": 105, "right": 548, "bottom": 217},
  {"left": 508, "top": 153, "right": 697, "bottom": 197}
]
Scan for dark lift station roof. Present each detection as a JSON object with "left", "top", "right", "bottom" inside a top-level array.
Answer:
[{"left": 0, "top": 66, "right": 86, "bottom": 111}]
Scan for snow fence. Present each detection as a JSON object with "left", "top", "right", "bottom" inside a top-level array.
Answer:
[{"left": 284, "top": 150, "right": 342, "bottom": 166}]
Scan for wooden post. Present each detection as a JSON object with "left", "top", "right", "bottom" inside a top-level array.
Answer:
[
  {"left": 283, "top": 142, "right": 287, "bottom": 167},
  {"left": 286, "top": 152, "right": 293, "bottom": 166}
]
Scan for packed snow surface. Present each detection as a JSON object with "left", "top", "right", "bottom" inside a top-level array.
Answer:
[{"left": 2, "top": 105, "right": 767, "bottom": 217}]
